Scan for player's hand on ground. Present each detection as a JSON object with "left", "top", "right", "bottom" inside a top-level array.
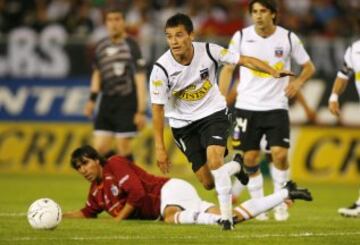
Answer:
[
  {"left": 134, "top": 112, "right": 146, "bottom": 130},
  {"left": 84, "top": 101, "right": 95, "bottom": 119},
  {"left": 328, "top": 101, "right": 340, "bottom": 117},
  {"left": 156, "top": 148, "right": 171, "bottom": 174},
  {"left": 285, "top": 80, "right": 302, "bottom": 98},
  {"left": 273, "top": 69, "right": 295, "bottom": 78}
]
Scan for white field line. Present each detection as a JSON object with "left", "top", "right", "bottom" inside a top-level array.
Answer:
[
  {"left": 0, "top": 212, "right": 26, "bottom": 217},
  {"left": 1, "top": 232, "right": 360, "bottom": 241}
]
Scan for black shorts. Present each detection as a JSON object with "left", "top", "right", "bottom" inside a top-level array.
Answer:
[
  {"left": 171, "top": 109, "right": 230, "bottom": 172},
  {"left": 232, "top": 109, "right": 290, "bottom": 152},
  {"left": 94, "top": 96, "right": 137, "bottom": 136}
]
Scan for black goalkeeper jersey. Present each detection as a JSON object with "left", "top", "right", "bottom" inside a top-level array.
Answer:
[{"left": 94, "top": 36, "right": 145, "bottom": 107}]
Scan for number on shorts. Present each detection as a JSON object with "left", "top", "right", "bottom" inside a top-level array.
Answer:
[{"left": 236, "top": 117, "right": 248, "bottom": 133}]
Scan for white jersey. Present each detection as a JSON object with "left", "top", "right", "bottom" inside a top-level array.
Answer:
[
  {"left": 228, "top": 25, "right": 310, "bottom": 111},
  {"left": 150, "top": 42, "right": 240, "bottom": 128},
  {"left": 337, "top": 39, "right": 360, "bottom": 99}
]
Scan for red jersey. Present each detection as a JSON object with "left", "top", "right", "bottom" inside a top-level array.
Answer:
[{"left": 81, "top": 156, "right": 170, "bottom": 219}]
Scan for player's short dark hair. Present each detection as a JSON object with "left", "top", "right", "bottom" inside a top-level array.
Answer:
[
  {"left": 165, "top": 13, "right": 194, "bottom": 34},
  {"left": 70, "top": 145, "right": 106, "bottom": 169},
  {"left": 249, "top": 0, "right": 278, "bottom": 23},
  {"left": 105, "top": 8, "right": 124, "bottom": 17}
]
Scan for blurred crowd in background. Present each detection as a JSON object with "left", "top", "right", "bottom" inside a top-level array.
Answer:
[
  {"left": 1, "top": 0, "right": 360, "bottom": 39},
  {"left": 2, "top": 0, "right": 360, "bottom": 67}
]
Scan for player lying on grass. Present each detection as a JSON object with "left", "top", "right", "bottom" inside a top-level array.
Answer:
[{"left": 63, "top": 145, "right": 312, "bottom": 226}]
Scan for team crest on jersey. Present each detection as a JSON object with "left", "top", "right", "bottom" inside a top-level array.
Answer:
[
  {"left": 200, "top": 68, "right": 209, "bottom": 80},
  {"left": 111, "top": 184, "right": 119, "bottom": 196},
  {"left": 274, "top": 47, "right": 284, "bottom": 58}
]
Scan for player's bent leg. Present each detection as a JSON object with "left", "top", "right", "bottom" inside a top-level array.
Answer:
[
  {"left": 163, "top": 206, "right": 182, "bottom": 223},
  {"left": 161, "top": 179, "right": 220, "bottom": 225},
  {"left": 93, "top": 131, "right": 114, "bottom": 156},
  {"left": 207, "top": 145, "right": 234, "bottom": 230}
]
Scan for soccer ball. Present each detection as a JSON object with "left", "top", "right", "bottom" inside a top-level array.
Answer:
[{"left": 27, "top": 198, "right": 62, "bottom": 230}]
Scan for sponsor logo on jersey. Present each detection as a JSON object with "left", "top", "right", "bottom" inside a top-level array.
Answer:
[
  {"left": 275, "top": 47, "right": 284, "bottom": 58},
  {"left": 173, "top": 80, "right": 212, "bottom": 101},
  {"left": 246, "top": 39, "right": 256, "bottom": 43},
  {"left": 212, "top": 136, "right": 223, "bottom": 140},
  {"left": 111, "top": 184, "right": 119, "bottom": 196},
  {"left": 251, "top": 61, "right": 284, "bottom": 78}
]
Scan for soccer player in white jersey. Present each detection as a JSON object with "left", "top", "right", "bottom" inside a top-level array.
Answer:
[
  {"left": 328, "top": 38, "right": 360, "bottom": 218},
  {"left": 149, "top": 13, "right": 293, "bottom": 230},
  {"left": 219, "top": 0, "right": 315, "bottom": 221}
]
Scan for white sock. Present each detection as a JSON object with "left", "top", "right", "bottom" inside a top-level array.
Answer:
[
  {"left": 222, "top": 160, "right": 241, "bottom": 175},
  {"left": 174, "top": 211, "right": 220, "bottom": 225},
  {"left": 270, "top": 164, "right": 289, "bottom": 193},
  {"left": 247, "top": 173, "right": 264, "bottom": 199},
  {"left": 232, "top": 178, "right": 245, "bottom": 198},
  {"left": 235, "top": 189, "right": 289, "bottom": 220},
  {"left": 211, "top": 167, "right": 232, "bottom": 221}
]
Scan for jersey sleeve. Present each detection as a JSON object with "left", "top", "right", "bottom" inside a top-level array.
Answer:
[
  {"left": 149, "top": 64, "right": 169, "bottom": 105},
  {"left": 337, "top": 46, "right": 354, "bottom": 80},
  {"left": 127, "top": 38, "right": 146, "bottom": 72},
  {"left": 109, "top": 157, "right": 146, "bottom": 208},
  {"left": 290, "top": 32, "right": 311, "bottom": 65},
  {"left": 80, "top": 187, "right": 104, "bottom": 218},
  {"left": 227, "top": 31, "right": 241, "bottom": 54},
  {"left": 209, "top": 43, "right": 240, "bottom": 66}
]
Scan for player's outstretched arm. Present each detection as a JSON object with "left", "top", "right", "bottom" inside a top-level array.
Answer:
[
  {"left": 152, "top": 104, "right": 171, "bottom": 174},
  {"left": 238, "top": 55, "right": 294, "bottom": 78},
  {"left": 63, "top": 210, "right": 86, "bottom": 218}
]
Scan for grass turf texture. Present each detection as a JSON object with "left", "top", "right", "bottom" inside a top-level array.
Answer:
[{"left": 0, "top": 173, "right": 359, "bottom": 245}]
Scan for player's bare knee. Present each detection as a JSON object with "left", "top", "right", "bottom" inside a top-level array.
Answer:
[
  {"left": 202, "top": 180, "right": 215, "bottom": 190},
  {"left": 244, "top": 154, "right": 258, "bottom": 167},
  {"left": 163, "top": 215, "right": 175, "bottom": 224},
  {"left": 272, "top": 150, "right": 288, "bottom": 168},
  {"left": 163, "top": 206, "right": 180, "bottom": 224}
]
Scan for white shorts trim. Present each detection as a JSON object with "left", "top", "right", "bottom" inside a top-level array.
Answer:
[{"left": 160, "top": 178, "right": 215, "bottom": 216}]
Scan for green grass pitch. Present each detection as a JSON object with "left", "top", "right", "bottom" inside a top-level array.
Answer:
[{"left": 0, "top": 173, "right": 359, "bottom": 245}]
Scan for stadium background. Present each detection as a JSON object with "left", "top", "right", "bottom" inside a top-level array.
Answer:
[{"left": 0, "top": 0, "right": 359, "bottom": 186}]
